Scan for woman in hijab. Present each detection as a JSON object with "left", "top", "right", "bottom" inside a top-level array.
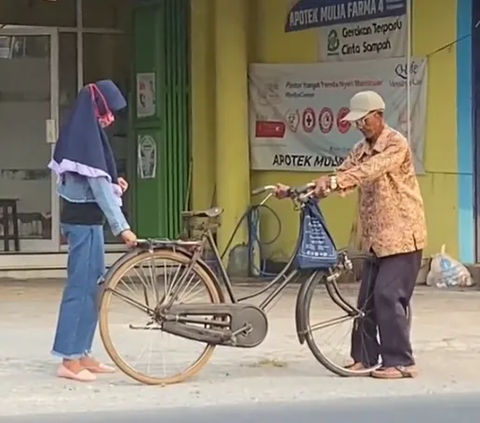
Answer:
[{"left": 48, "top": 80, "right": 137, "bottom": 382}]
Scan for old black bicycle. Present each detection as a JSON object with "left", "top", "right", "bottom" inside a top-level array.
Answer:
[{"left": 98, "top": 184, "right": 380, "bottom": 385}]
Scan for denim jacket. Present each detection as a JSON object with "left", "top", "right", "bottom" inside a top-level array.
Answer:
[{"left": 57, "top": 172, "right": 130, "bottom": 236}]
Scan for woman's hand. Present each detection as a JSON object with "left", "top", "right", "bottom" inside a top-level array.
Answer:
[
  {"left": 118, "top": 177, "right": 129, "bottom": 193},
  {"left": 120, "top": 229, "right": 137, "bottom": 248}
]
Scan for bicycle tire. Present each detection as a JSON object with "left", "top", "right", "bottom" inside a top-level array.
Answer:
[
  {"left": 99, "top": 248, "right": 222, "bottom": 385},
  {"left": 301, "top": 251, "right": 412, "bottom": 377}
]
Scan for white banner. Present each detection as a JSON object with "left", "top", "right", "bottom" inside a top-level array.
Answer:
[
  {"left": 318, "top": 14, "right": 407, "bottom": 62},
  {"left": 248, "top": 57, "right": 427, "bottom": 173}
]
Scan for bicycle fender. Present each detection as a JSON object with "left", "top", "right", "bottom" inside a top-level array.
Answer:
[
  {"left": 295, "top": 272, "right": 315, "bottom": 345},
  {"left": 100, "top": 246, "right": 226, "bottom": 303},
  {"left": 99, "top": 249, "right": 144, "bottom": 302},
  {"left": 172, "top": 247, "right": 226, "bottom": 303},
  {"left": 101, "top": 249, "right": 140, "bottom": 286}
]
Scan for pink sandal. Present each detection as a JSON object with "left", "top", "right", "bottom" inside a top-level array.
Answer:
[
  {"left": 84, "top": 362, "right": 116, "bottom": 374},
  {"left": 57, "top": 365, "right": 97, "bottom": 382}
]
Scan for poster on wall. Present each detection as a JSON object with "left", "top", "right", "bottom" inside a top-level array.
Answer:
[
  {"left": 137, "top": 134, "right": 157, "bottom": 179},
  {"left": 136, "top": 72, "right": 156, "bottom": 118},
  {"left": 248, "top": 56, "right": 427, "bottom": 173},
  {"left": 285, "top": 0, "right": 408, "bottom": 62}
]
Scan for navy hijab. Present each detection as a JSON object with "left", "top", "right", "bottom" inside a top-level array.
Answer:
[{"left": 49, "top": 80, "right": 126, "bottom": 188}]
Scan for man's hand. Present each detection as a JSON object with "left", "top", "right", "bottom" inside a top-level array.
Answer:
[
  {"left": 312, "top": 176, "right": 331, "bottom": 198},
  {"left": 274, "top": 183, "right": 290, "bottom": 199},
  {"left": 118, "top": 177, "right": 129, "bottom": 193}
]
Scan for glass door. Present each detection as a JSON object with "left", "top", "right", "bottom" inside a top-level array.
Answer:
[{"left": 0, "top": 27, "right": 59, "bottom": 252}]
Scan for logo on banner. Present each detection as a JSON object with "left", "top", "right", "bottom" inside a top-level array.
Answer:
[
  {"left": 255, "top": 121, "right": 286, "bottom": 138},
  {"left": 336, "top": 108, "right": 351, "bottom": 134},
  {"left": 285, "top": 109, "right": 301, "bottom": 132},
  {"left": 327, "top": 30, "right": 340, "bottom": 54},
  {"left": 319, "top": 107, "right": 334, "bottom": 134},
  {"left": 302, "top": 108, "right": 316, "bottom": 133},
  {"left": 394, "top": 62, "right": 419, "bottom": 80},
  {"left": 258, "top": 80, "right": 281, "bottom": 105}
]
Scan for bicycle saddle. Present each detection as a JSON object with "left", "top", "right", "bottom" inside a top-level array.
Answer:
[{"left": 182, "top": 207, "right": 224, "bottom": 218}]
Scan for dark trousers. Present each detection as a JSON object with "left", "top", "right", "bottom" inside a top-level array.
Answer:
[{"left": 351, "top": 249, "right": 422, "bottom": 368}]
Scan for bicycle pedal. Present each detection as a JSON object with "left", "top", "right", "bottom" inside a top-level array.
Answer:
[{"left": 129, "top": 323, "right": 160, "bottom": 330}]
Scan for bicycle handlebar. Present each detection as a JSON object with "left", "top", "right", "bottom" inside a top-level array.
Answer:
[
  {"left": 251, "top": 185, "right": 276, "bottom": 195},
  {"left": 251, "top": 183, "right": 315, "bottom": 198},
  {"left": 290, "top": 183, "right": 316, "bottom": 196}
]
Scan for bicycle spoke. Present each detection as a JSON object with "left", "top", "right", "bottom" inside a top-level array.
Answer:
[
  {"left": 309, "top": 314, "right": 353, "bottom": 332},
  {"left": 107, "top": 287, "right": 155, "bottom": 315}
]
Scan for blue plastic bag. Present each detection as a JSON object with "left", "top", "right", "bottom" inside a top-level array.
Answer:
[{"left": 295, "top": 200, "right": 338, "bottom": 270}]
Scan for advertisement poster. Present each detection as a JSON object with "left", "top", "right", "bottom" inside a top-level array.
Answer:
[
  {"left": 248, "top": 56, "right": 427, "bottom": 173},
  {"left": 136, "top": 72, "right": 156, "bottom": 118},
  {"left": 285, "top": 0, "right": 408, "bottom": 62},
  {"left": 137, "top": 134, "right": 157, "bottom": 179}
]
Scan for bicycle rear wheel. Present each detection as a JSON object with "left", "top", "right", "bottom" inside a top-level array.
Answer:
[
  {"left": 99, "top": 248, "right": 221, "bottom": 385},
  {"left": 301, "top": 250, "right": 411, "bottom": 377}
]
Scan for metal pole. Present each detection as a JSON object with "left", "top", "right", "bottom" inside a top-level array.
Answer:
[
  {"left": 76, "top": 0, "right": 84, "bottom": 90},
  {"left": 406, "top": 0, "right": 412, "bottom": 142}
]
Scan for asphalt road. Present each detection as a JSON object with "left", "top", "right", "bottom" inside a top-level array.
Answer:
[{"left": 3, "top": 393, "right": 480, "bottom": 423}]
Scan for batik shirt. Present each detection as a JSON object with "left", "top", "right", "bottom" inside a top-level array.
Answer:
[{"left": 335, "top": 126, "right": 427, "bottom": 257}]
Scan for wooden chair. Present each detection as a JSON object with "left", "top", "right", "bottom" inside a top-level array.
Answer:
[{"left": 0, "top": 198, "right": 20, "bottom": 252}]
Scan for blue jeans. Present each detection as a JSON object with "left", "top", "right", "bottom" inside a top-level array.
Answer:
[{"left": 52, "top": 224, "right": 105, "bottom": 359}]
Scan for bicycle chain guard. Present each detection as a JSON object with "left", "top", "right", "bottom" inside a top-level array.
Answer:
[{"left": 161, "top": 303, "right": 268, "bottom": 348}]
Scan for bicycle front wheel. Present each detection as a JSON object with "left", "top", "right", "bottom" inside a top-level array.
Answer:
[
  {"left": 301, "top": 250, "right": 412, "bottom": 377},
  {"left": 336, "top": 249, "right": 412, "bottom": 330},
  {"left": 99, "top": 248, "right": 222, "bottom": 385}
]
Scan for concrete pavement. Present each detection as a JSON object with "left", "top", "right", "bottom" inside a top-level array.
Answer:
[
  {"left": 4, "top": 394, "right": 480, "bottom": 423},
  {"left": 1, "top": 279, "right": 480, "bottom": 417}
]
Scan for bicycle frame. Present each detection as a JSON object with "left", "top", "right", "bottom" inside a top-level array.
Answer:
[
  {"left": 195, "top": 228, "right": 304, "bottom": 311},
  {"left": 118, "top": 182, "right": 359, "bottom": 328},
  {"left": 191, "top": 227, "right": 359, "bottom": 315},
  {"left": 153, "top": 191, "right": 345, "bottom": 314}
]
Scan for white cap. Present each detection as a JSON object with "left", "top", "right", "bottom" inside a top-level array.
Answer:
[{"left": 342, "top": 91, "right": 386, "bottom": 122}]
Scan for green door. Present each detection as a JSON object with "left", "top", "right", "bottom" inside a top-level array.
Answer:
[{"left": 131, "top": 0, "right": 190, "bottom": 239}]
